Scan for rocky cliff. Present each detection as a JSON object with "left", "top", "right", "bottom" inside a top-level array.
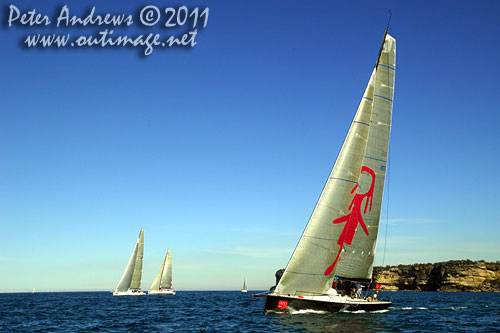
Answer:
[{"left": 372, "top": 260, "right": 500, "bottom": 292}]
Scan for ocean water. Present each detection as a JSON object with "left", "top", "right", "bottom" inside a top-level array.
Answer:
[{"left": 0, "top": 291, "right": 499, "bottom": 332}]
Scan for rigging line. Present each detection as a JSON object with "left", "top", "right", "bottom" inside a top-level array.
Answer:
[
  {"left": 382, "top": 149, "right": 390, "bottom": 267},
  {"left": 381, "top": 44, "right": 392, "bottom": 267}
]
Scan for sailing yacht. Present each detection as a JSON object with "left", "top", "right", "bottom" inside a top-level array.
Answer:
[
  {"left": 113, "top": 229, "right": 146, "bottom": 296},
  {"left": 148, "top": 249, "right": 176, "bottom": 295},
  {"left": 264, "top": 30, "right": 396, "bottom": 313},
  {"left": 241, "top": 278, "right": 248, "bottom": 293}
]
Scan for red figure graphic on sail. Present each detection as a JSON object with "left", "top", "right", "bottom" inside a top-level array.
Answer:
[{"left": 324, "top": 166, "right": 376, "bottom": 276}]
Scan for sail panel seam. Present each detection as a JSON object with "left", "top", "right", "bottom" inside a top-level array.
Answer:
[
  {"left": 374, "top": 94, "right": 393, "bottom": 102},
  {"left": 364, "top": 156, "right": 387, "bottom": 163},
  {"left": 303, "top": 235, "right": 337, "bottom": 241},
  {"left": 329, "top": 177, "right": 357, "bottom": 183},
  {"left": 378, "top": 63, "right": 395, "bottom": 70},
  {"left": 353, "top": 121, "right": 370, "bottom": 126},
  {"left": 287, "top": 271, "right": 327, "bottom": 276}
]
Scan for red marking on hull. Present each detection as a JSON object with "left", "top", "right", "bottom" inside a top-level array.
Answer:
[
  {"left": 277, "top": 300, "right": 288, "bottom": 309},
  {"left": 324, "top": 166, "right": 376, "bottom": 276}
]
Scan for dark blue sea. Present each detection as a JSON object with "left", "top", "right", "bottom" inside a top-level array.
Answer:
[{"left": 0, "top": 291, "right": 499, "bottom": 332}]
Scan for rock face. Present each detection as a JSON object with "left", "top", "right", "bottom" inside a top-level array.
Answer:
[{"left": 372, "top": 260, "right": 500, "bottom": 292}]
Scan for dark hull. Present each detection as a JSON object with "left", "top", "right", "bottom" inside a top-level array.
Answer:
[{"left": 264, "top": 295, "right": 391, "bottom": 314}]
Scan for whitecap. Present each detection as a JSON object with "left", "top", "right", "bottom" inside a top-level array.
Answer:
[
  {"left": 449, "top": 306, "right": 468, "bottom": 310},
  {"left": 401, "top": 307, "right": 427, "bottom": 310},
  {"left": 289, "top": 309, "right": 328, "bottom": 315}
]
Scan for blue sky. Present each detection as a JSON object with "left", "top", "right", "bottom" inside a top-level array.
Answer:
[{"left": 1, "top": 0, "right": 499, "bottom": 292}]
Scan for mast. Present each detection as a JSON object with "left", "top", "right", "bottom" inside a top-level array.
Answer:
[
  {"left": 375, "top": 10, "right": 392, "bottom": 69},
  {"left": 375, "top": 29, "right": 389, "bottom": 69}
]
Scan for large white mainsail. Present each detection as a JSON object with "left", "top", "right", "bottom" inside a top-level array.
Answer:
[
  {"left": 150, "top": 249, "right": 173, "bottom": 291},
  {"left": 335, "top": 34, "right": 396, "bottom": 280},
  {"left": 275, "top": 33, "right": 396, "bottom": 297},
  {"left": 115, "top": 229, "right": 145, "bottom": 293}
]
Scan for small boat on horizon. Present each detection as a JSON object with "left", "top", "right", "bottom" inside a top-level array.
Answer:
[
  {"left": 264, "top": 29, "right": 396, "bottom": 314},
  {"left": 113, "top": 229, "right": 146, "bottom": 296},
  {"left": 240, "top": 278, "right": 248, "bottom": 293},
  {"left": 148, "top": 249, "right": 176, "bottom": 295}
]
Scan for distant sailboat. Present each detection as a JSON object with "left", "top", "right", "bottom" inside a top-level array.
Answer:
[
  {"left": 264, "top": 30, "right": 396, "bottom": 313},
  {"left": 113, "top": 229, "right": 146, "bottom": 296},
  {"left": 149, "top": 249, "right": 176, "bottom": 295},
  {"left": 241, "top": 278, "right": 248, "bottom": 293}
]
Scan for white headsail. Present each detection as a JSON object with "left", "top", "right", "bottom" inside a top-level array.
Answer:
[
  {"left": 150, "top": 249, "right": 173, "bottom": 290},
  {"left": 163, "top": 249, "right": 173, "bottom": 289},
  {"left": 275, "top": 33, "right": 396, "bottom": 296},
  {"left": 115, "top": 229, "right": 145, "bottom": 292}
]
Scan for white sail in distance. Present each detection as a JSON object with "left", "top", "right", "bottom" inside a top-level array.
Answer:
[
  {"left": 150, "top": 249, "right": 173, "bottom": 290},
  {"left": 115, "top": 229, "right": 145, "bottom": 292},
  {"left": 275, "top": 33, "right": 396, "bottom": 296}
]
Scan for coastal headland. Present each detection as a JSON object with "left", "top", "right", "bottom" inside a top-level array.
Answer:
[{"left": 373, "top": 260, "right": 500, "bottom": 292}]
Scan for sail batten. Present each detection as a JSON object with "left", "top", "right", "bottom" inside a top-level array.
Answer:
[{"left": 275, "top": 33, "right": 396, "bottom": 296}]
